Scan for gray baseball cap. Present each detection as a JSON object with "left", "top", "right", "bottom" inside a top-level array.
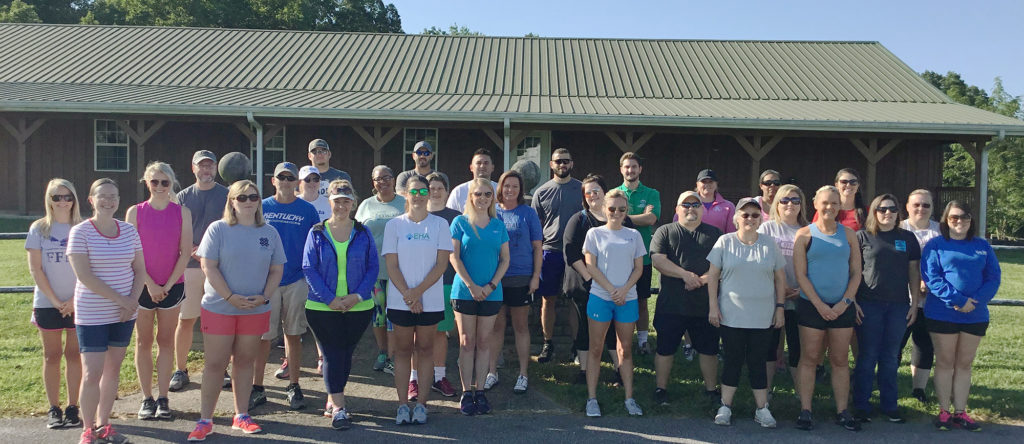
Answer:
[
  {"left": 308, "top": 139, "right": 330, "bottom": 152},
  {"left": 192, "top": 150, "right": 216, "bottom": 164},
  {"left": 413, "top": 141, "right": 433, "bottom": 153},
  {"left": 273, "top": 162, "right": 298, "bottom": 177},
  {"left": 736, "top": 196, "right": 762, "bottom": 211}
]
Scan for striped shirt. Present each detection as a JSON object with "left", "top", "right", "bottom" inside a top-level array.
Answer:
[{"left": 67, "top": 220, "right": 142, "bottom": 326}]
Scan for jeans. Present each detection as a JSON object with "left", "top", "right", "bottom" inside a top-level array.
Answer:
[{"left": 853, "top": 300, "right": 910, "bottom": 413}]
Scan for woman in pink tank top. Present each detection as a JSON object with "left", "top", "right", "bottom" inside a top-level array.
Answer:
[{"left": 125, "top": 161, "right": 193, "bottom": 420}]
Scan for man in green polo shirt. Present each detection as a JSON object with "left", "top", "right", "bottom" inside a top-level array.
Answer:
[{"left": 616, "top": 152, "right": 661, "bottom": 355}]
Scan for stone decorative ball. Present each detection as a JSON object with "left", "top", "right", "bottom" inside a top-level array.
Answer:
[
  {"left": 512, "top": 159, "right": 541, "bottom": 192},
  {"left": 218, "top": 152, "right": 252, "bottom": 184}
]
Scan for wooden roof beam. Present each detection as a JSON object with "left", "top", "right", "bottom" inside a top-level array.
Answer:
[
  {"left": 0, "top": 117, "right": 46, "bottom": 214},
  {"left": 849, "top": 137, "right": 902, "bottom": 199},
  {"left": 606, "top": 130, "right": 656, "bottom": 153},
  {"left": 734, "top": 135, "right": 785, "bottom": 196}
]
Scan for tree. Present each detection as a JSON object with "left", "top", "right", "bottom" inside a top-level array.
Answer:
[
  {"left": 0, "top": 0, "right": 42, "bottom": 23},
  {"left": 422, "top": 24, "right": 481, "bottom": 36}
]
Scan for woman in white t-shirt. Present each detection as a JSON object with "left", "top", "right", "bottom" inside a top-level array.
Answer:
[
  {"left": 66, "top": 178, "right": 146, "bottom": 444},
  {"left": 707, "top": 197, "right": 786, "bottom": 428},
  {"left": 27, "top": 178, "right": 83, "bottom": 430},
  {"left": 582, "top": 189, "right": 647, "bottom": 418},
  {"left": 899, "top": 188, "right": 942, "bottom": 403},
  {"left": 382, "top": 176, "right": 453, "bottom": 425}
]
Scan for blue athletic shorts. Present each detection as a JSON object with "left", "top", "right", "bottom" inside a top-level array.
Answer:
[{"left": 587, "top": 294, "right": 639, "bottom": 323}]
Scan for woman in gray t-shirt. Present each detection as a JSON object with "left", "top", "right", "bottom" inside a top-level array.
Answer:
[{"left": 707, "top": 197, "right": 786, "bottom": 428}]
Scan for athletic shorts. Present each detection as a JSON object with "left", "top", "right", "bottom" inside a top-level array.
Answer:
[
  {"left": 77, "top": 320, "right": 135, "bottom": 353},
  {"left": 388, "top": 309, "right": 444, "bottom": 328},
  {"left": 537, "top": 250, "right": 565, "bottom": 298},
  {"left": 437, "top": 285, "right": 455, "bottom": 332},
  {"left": 372, "top": 280, "right": 393, "bottom": 330},
  {"left": 502, "top": 285, "right": 534, "bottom": 307},
  {"left": 32, "top": 307, "right": 75, "bottom": 331},
  {"left": 587, "top": 294, "right": 639, "bottom": 323},
  {"left": 797, "top": 298, "right": 856, "bottom": 330},
  {"left": 262, "top": 279, "right": 309, "bottom": 341},
  {"left": 652, "top": 312, "right": 719, "bottom": 356},
  {"left": 452, "top": 299, "right": 502, "bottom": 317},
  {"left": 926, "top": 318, "right": 989, "bottom": 337},
  {"left": 180, "top": 268, "right": 205, "bottom": 320},
  {"left": 201, "top": 308, "right": 270, "bottom": 337},
  {"left": 139, "top": 282, "right": 186, "bottom": 310},
  {"left": 636, "top": 264, "right": 653, "bottom": 300}
]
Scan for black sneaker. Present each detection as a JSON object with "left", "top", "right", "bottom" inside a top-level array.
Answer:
[
  {"left": 912, "top": 388, "right": 927, "bottom": 403},
  {"left": 853, "top": 409, "right": 873, "bottom": 423},
  {"left": 169, "top": 369, "right": 189, "bottom": 392},
  {"left": 537, "top": 341, "right": 554, "bottom": 363},
  {"left": 460, "top": 392, "right": 476, "bottom": 416},
  {"left": 883, "top": 410, "right": 905, "bottom": 423},
  {"left": 704, "top": 388, "right": 722, "bottom": 405},
  {"left": 835, "top": 409, "right": 861, "bottom": 431},
  {"left": 815, "top": 365, "right": 828, "bottom": 384},
  {"left": 474, "top": 391, "right": 491, "bottom": 415},
  {"left": 63, "top": 405, "right": 81, "bottom": 427},
  {"left": 287, "top": 383, "right": 306, "bottom": 410},
  {"left": 249, "top": 385, "right": 267, "bottom": 410},
  {"left": 46, "top": 406, "right": 63, "bottom": 429},
  {"left": 573, "top": 370, "right": 587, "bottom": 385},
  {"left": 156, "top": 397, "right": 171, "bottom": 419},
  {"left": 796, "top": 409, "right": 814, "bottom": 430},
  {"left": 610, "top": 368, "right": 624, "bottom": 387},
  {"left": 653, "top": 388, "right": 669, "bottom": 406},
  {"left": 138, "top": 397, "right": 157, "bottom": 420},
  {"left": 222, "top": 371, "right": 232, "bottom": 389}
]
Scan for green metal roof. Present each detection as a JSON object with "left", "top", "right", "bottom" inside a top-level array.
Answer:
[{"left": 1, "top": 23, "right": 1022, "bottom": 135}]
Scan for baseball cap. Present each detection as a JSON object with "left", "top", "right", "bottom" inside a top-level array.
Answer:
[
  {"left": 328, "top": 184, "right": 356, "bottom": 201},
  {"left": 298, "top": 165, "right": 320, "bottom": 180},
  {"left": 736, "top": 197, "right": 762, "bottom": 211},
  {"left": 696, "top": 169, "right": 718, "bottom": 182},
  {"left": 676, "top": 191, "right": 702, "bottom": 206},
  {"left": 273, "top": 162, "right": 298, "bottom": 177},
  {"left": 192, "top": 150, "right": 216, "bottom": 164},
  {"left": 413, "top": 141, "right": 433, "bottom": 153},
  {"left": 308, "top": 139, "right": 330, "bottom": 152}
]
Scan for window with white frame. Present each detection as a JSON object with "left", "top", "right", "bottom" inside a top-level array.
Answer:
[
  {"left": 250, "top": 126, "right": 286, "bottom": 176},
  {"left": 94, "top": 119, "right": 130, "bottom": 172},
  {"left": 514, "top": 131, "right": 551, "bottom": 194},
  {"left": 403, "top": 128, "right": 438, "bottom": 171}
]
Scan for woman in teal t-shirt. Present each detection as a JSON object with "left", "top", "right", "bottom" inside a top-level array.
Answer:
[{"left": 449, "top": 178, "right": 510, "bottom": 416}]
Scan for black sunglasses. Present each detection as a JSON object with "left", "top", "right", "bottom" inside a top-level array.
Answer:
[
  {"left": 472, "top": 191, "right": 493, "bottom": 198},
  {"left": 51, "top": 194, "right": 75, "bottom": 202},
  {"left": 276, "top": 174, "right": 297, "bottom": 182},
  {"left": 740, "top": 213, "right": 761, "bottom": 219},
  {"left": 948, "top": 214, "right": 972, "bottom": 222},
  {"left": 302, "top": 176, "right": 321, "bottom": 183},
  {"left": 607, "top": 206, "right": 628, "bottom": 213},
  {"left": 838, "top": 179, "right": 859, "bottom": 186},
  {"left": 779, "top": 197, "right": 801, "bottom": 205},
  {"left": 148, "top": 179, "right": 171, "bottom": 187},
  {"left": 761, "top": 180, "right": 781, "bottom": 187},
  {"left": 678, "top": 202, "right": 701, "bottom": 209},
  {"left": 415, "top": 150, "right": 432, "bottom": 156},
  {"left": 552, "top": 159, "right": 572, "bottom": 165},
  {"left": 876, "top": 206, "right": 899, "bottom": 214},
  {"left": 235, "top": 193, "right": 261, "bottom": 202},
  {"left": 912, "top": 203, "right": 931, "bottom": 209}
]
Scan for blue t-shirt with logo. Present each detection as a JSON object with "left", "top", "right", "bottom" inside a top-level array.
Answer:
[
  {"left": 450, "top": 215, "right": 510, "bottom": 302},
  {"left": 496, "top": 205, "right": 543, "bottom": 277},
  {"left": 262, "top": 197, "right": 319, "bottom": 285}
]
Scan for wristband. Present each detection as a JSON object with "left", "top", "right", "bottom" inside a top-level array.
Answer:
[
  {"left": 487, "top": 282, "right": 497, "bottom": 291},
  {"left": 775, "top": 303, "right": 785, "bottom": 308}
]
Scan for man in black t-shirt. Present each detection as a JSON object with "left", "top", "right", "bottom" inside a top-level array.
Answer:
[{"left": 650, "top": 191, "right": 723, "bottom": 406}]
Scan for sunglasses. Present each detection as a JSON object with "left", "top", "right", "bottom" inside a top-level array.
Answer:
[
  {"left": 310, "top": 148, "right": 329, "bottom": 155},
  {"left": 678, "top": 202, "right": 702, "bottom": 209},
  {"left": 415, "top": 150, "right": 432, "bottom": 156},
  {"left": 607, "top": 206, "right": 628, "bottom": 213},
  {"left": 276, "top": 174, "right": 297, "bottom": 182},
  {"left": 740, "top": 213, "right": 761, "bottom": 219},
  {"left": 838, "top": 179, "right": 859, "bottom": 186},
  {"left": 584, "top": 189, "right": 602, "bottom": 196},
  {"left": 912, "top": 203, "right": 932, "bottom": 209},
  {"left": 552, "top": 159, "right": 572, "bottom": 165},
  {"left": 51, "top": 194, "right": 75, "bottom": 202},
  {"left": 302, "top": 176, "right": 320, "bottom": 183},
  {"left": 333, "top": 187, "right": 353, "bottom": 195},
  {"left": 372, "top": 176, "right": 393, "bottom": 183},
  {"left": 235, "top": 193, "right": 261, "bottom": 202},
  {"left": 779, "top": 197, "right": 801, "bottom": 205},
  {"left": 876, "top": 206, "right": 899, "bottom": 214},
  {"left": 149, "top": 179, "right": 171, "bottom": 187},
  {"left": 948, "top": 214, "right": 972, "bottom": 222},
  {"left": 472, "top": 191, "right": 493, "bottom": 198},
  {"left": 761, "top": 180, "right": 781, "bottom": 187},
  {"left": 409, "top": 188, "right": 429, "bottom": 196}
]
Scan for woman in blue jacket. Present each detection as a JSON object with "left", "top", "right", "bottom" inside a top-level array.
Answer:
[
  {"left": 302, "top": 180, "right": 379, "bottom": 431},
  {"left": 922, "top": 201, "right": 999, "bottom": 432}
]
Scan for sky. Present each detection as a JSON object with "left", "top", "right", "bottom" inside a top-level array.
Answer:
[{"left": 390, "top": 0, "right": 1024, "bottom": 98}]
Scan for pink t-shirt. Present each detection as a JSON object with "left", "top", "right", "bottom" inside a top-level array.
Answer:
[
  {"left": 67, "top": 220, "right": 142, "bottom": 326},
  {"left": 135, "top": 201, "right": 184, "bottom": 285}
]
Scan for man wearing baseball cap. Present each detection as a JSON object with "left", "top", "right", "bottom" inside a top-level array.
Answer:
[
  {"left": 170, "top": 150, "right": 229, "bottom": 392},
  {"left": 395, "top": 141, "right": 448, "bottom": 198},
  {"left": 298, "top": 165, "right": 330, "bottom": 222},
  {"left": 252, "top": 162, "right": 321, "bottom": 411},
  {"left": 307, "top": 139, "right": 352, "bottom": 197}
]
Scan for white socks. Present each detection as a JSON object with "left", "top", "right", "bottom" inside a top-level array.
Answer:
[
  {"left": 434, "top": 366, "right": 445, "bottom": 382},
  {"left": 638, "top": 331, "right": 649, "bottom": 344},
  {"left": 410, "top": 369, "right": 418, "bottom": 382}
]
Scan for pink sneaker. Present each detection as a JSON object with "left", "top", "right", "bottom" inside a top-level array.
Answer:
[
  {"left": 94, "top": 424, "right": 129, "bottom": 444},
  {"left": 187, "top": 420, "right": 213, "bottom": 441},
  {"left": 953, "top": 411, "right": 981, "bottom": 431},
  {"left": 935, "top": 409, "right": 953, "bottom": 430},
  {"left": 231, "top": 414, "right": 262, "bottom": 434}
]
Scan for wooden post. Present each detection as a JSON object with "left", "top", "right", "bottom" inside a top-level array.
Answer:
[
  {"left": 482, "top": 127, "right": 527, "bottom": 167},
  {"left": 0, "top": 117, "right": 47, "bottom": 214},
  {"left": 117, "top": 120, "right": 166, "bottom": 200},
  {"left": 733, "top": 135, "right": 784, "bottom": 196},
  {"left": 605, "top": 130, "right": 656, "bottom": 153},
  {"left": 849, "top": 138, "right": 902, "bottom": 200},
  {"left": 959, "top": 139, "right": 989, "bottom": 237},
  {"left": 352, "top": 126, "right": 401, "bottom": 165}
]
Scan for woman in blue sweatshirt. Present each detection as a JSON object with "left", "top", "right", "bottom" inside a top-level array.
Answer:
[
  {"left": 921, "top": 201, "right": 1000, "bottom": 432},
  {"left": 302, "top": 180, "right": 379, "bottom": 431}
]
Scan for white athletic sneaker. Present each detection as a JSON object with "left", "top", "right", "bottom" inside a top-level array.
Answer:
[
  {"left": 624, "top": 398, "right": 643, "bottom": 416},
  {"left": 585, "top": 398, "right": 601, "bottom": 417},
  {"left": 754, "top": 406, "right": 777, "bottom": 428},
  {"left": 483, "top": 373, "right": 499, "bottom": 391},
  {"left": 513, "top": 375, "right": 528, "bottom": 394},
  {"left": 714, "top": 405, "right": 733, "bottom": 426}
]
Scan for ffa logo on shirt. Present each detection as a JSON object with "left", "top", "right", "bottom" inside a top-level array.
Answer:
[{"left": 259, "top": 237, "right": 270, "bottom": 248}]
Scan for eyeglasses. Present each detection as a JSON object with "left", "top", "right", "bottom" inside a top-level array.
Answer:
[
  {"left": 838, "top": 179, "right": 859, "bottom": 186},
  {"left": 409, "top": 188, "right": 429, "bottom": 196},
  {"left": 552, "top": 159, "right": 572, "bottom": 165},
  {"left": 607, "top": 206, "right": 628, "bottom": 213},
  {"left": 372, "top": 176, "right": 393, "bottom": 183},
  {"left": 235, "top": 193, "right": 261, "bottom": 202},
  {"left": 779, "top": 197, "right": 801, "bottom": 205},
  {"left": 948, "top": 214, "right": 972, "bottom": 222},
  {"left": 276, "top": 174, "right": 297, "bottom": 182},
  {"left": 740, "top": 213, "right": 761, "bottom": 219},
  {"left": 876, "top": 206, "right": 899, "bottom": 214},
  {"left": 148, "top": 179, "right": 171, "bottom": 187},
  {"left": 584, "top": 189, "right": 602, "bottom": 196},
  {"left": 51, "top": 194, "right": 74, "bottom": 202},
  {"left": 415, "top": 150, "right": 432, "bottom": 156},
  {"left": 761, "top": 180, "right": 781, "bottom": 187},
  {"left": 678, "top": 202, "right": 702, "bottom": 209},
  {"left": 912, "top": 203, "right": 931, "bottom": 209},
  {"left": 302, "top": 176, "right": 320, "bottom": 183},
  {"left": 310, "top": 148, "right": 329, "bottom": 155},
  {"left": 472, "top": 191, "right": 493, "bottom": 198}
]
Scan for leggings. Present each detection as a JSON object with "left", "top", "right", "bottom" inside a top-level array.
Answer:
[
  {"left": 306, "top": 308, "right": 372, "bottom": 394},
  {"left": 719, "top": 325, "right": 773, "bottom": 390},
  {"left": 767, "top": 309, "right": 800, "bottom": 367},
  {"left": 899, "top": 307, "right": 933, "bottom": 370},
  {"left": 571, "top": 292, "right": 617, "bottom": 352}
]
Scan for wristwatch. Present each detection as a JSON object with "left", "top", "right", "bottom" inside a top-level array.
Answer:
[
  {"left": 486, "top": 282, "right": 497, "bottom": 291},
  {"left": 843, "top": 297, "right": 854, "bottom": 305},
  {"left": 775, "top": 303, "right": 785, "bottom": 308}
]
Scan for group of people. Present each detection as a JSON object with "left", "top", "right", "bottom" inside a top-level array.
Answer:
[{"left": 25, "top": 139, "right": 1000, "bottom": 443}]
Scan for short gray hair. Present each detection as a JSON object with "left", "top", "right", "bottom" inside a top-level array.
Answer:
[{"left": 371, "top": 165, "right": 393, "bottom": 178}]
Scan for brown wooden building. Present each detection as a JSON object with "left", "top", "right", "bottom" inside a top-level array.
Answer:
[{"left": 2, "top": 24, "right": 1022, "bottom": 234}]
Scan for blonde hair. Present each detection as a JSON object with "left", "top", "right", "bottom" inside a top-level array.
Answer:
[
  {"left": 140, "top": 161, "right": 180, "bottom": 203},
  {"left": 223, "top": 180, "right": 266, "bottom": 226},
  {"left": 769, "top": 184, "right": 808, "bottom": 226},
  {"left": 813, "top": 185, "right": 840, "bottom": 202},
  {"left": 463, "top": 178, "right": 496, "bottom": 237},
  {"left": 907, "top": 188, "right": 933, "bottom": 204},
  {"left": 31, "top": 178, "right": 82, "bottom": 238},
  {"left": 605, "top": 188, "right": 628, "bottom": 204}
]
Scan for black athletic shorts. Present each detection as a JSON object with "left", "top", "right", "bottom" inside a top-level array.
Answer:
[
  {"left": 502, "top": 285, "right": 534, "bottom": 307},
  {"left": 387, "top": 309, "right": 444, "bottom": 327},
  {"left": 33, "top": 307, "right": 75, "bottom": 330},
  {"left": 452, "top": 299, "right": 502, "bottom": 317},
  {"left": 139, "top": 282, "right": 186, "bottom": 310},
  {"left": 797, "top": 298, "right": 856, "bottom": 330},
  {"left": 637, "top": 263, "right": 653, "bottom": 300},
  {"left": 926, "top": 318, "right": 988, "bottom": 337},
  {"left": 653, "top": 312, "right": 719, "bottom": 356}
]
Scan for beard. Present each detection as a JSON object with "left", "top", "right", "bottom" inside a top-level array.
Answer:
[{"left": 553, "top": 167, "right": 572, "bottom": 179}]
